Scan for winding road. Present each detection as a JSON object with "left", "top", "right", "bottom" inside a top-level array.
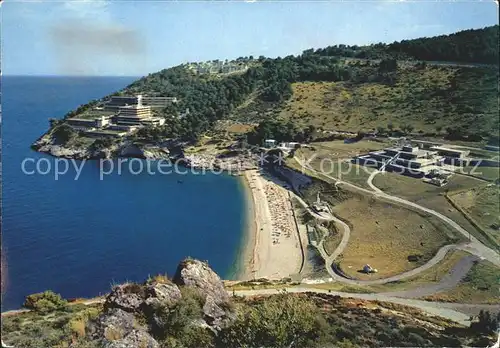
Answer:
[{"left": 290, "top": 156, "right": 499, "bottom": 304}]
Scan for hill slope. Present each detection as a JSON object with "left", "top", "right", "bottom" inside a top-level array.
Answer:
[
  {"left": 270, "top": 64, "right": 498, "bottom": 136},
  {"left": 34, "top": 25, "right": 499, "bottom": 155}
]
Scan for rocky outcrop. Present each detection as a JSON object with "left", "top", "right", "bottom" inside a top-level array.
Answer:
[
  {"left": 173, "top": 259, "right": 234, "bottom": 329},
  {"left": 173, "top": 259, "right": 229, "bottom": 304},
  {"left": 83, "top": 259, "right": 234, "bottom": 346},
  {"left": 104, "top": 329, "right": 159, "bottom": 348},
  {"left": 88, "top": 308, "right": 159, "bottom": 348},
  {"left": 89, "top": 308, "right": 135, "bottom": 340},
  {"left": 145, "top": 281, "right": 182, "bottom": 308},
  {"left": 36, "top": 143, "right": 92, "bottom": 160},
  {"left": 105, "top": 283, "right": 146, "bottom": 313}
]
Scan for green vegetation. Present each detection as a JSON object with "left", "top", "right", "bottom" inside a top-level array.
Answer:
[
  {"left": 218, "top": 294, "right": 328, "bottom": 347},
  {"left": 274, "top": 65, "right": 498, "bottom": 137},
  {"left": 323, "top": 221, "right": 343, "bottom": 256},
  {"left": 23, "top": 290, "right": 68, "bottom": 314},
  {"left": 4, "top": 291, "right": 497, "bottom": 348},
  {"left": 52, "top": 124, "right": 77, "bottom": 145},
  {"left": 45, "top": 25, "right": 498, "bottom": 149},
  {"left": 247, "top": 119, "right": 316, "bottom": 145},
  {"left": 3, "top": 299, "right": 102, "bottom": 348},
  {"left": 448, "top": 185, "right": 500, "bottom": 246},
  {"left": 312, "top": 25, "right": 498, "bottom": 64},
  {"left": 471, "top": 310, "right": 500, "bottom": 335}
]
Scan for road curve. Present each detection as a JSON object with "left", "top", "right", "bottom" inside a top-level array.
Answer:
[
  {"left": 381, "top": 254, "right": 480, "bottom": 299},
  {"left": 295, "top": 157, "right": 500, "bottom": 268}
]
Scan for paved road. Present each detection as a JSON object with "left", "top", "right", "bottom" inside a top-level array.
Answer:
[
  {"left": 382, "top": 254, "right": 480, "bottom": 299},
  {"left": 296, "top": 157, "right": 500, "bottom": 268}
]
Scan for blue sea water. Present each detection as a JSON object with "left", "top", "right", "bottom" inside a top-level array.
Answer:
[{"left": 1, "top": 76, "right": 247, "bottom": 311}]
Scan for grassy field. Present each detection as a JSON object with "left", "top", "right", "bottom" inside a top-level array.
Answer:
[
  {"left": 303, "top": 249, "right": 500, "bottom": 304},
  {"left": 422, "top": 260, "right": 500, "bottom": 304},
  {"left": 323, "top": 221, "right": 343, "bottom": 256},
  {"left": 371, "top": 172, "right": 495, "bottom": 248},
  {"left": 448, "top": 186, "right": 500, "bottom": 246},
  {"left": 294, "top": 143, "right": 379, "bottom": 189},
  {"left": 310, "top": 139, "right": 390, "bottom": 158},
  {"left": 462, "top": 166, "right": 500, "bottom": 181},
  {"left": 277, "top": 66, "right": 498, "bottom": 136},
  {"left": 331, "top": 195, "right": 464, "bottom": 280},
  {"left": 372, "top": 171, "right": 485, "bottom": 201},
  {"left": 307, "top": 250, "right": 469, "bottom": 292}
]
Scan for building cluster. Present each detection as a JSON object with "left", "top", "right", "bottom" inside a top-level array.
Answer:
[
  {"left": 66, "top": 94, "right": 177, "bottom": 138},
  {"left": 354, "top": 139, "right": 471, "bottom": 186},
  {"left": 185, "top": 60, "right": 249, "bottom": 75}
]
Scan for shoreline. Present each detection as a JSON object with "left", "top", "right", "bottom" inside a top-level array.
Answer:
[
  {"left": 235, "top": 169, "right": 303, "bottom": 281},
  {"left": 235, "top": 171, "right": 258, "bottom": 280}
]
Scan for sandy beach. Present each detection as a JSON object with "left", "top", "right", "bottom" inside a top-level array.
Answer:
[{"left": 238, "top": 169, "right": 303, "bottom": 280}]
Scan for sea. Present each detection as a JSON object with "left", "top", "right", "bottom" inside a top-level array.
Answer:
[{"left": 1, "top": 76, "right": 247, "bottom": 311}]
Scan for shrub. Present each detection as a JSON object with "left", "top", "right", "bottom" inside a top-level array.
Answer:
[
  {"left": 66, "top": 307, "right": 101, "bottom": 338},
  {"left": 23, "top": 291, "right": 67, "bottom": 314},
  {"left": 52, "top": 124, "right": 77, "bottom": 144},
  {"left": 217, "top": 294, "right": 328, "bottom": 347},
  {"left": 153, "top": 286, "right": 205, "bottom": 341}
]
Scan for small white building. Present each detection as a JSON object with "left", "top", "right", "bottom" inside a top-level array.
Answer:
[
  {"left": 264, "top": 139, "right": 276, "bottom": 148},
  {"left": 278, "top": 142, "right": 300, "bottom": 150}
]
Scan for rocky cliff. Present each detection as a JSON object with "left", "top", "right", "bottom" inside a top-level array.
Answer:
[
  {"left": 32, "top": 132, "right": 171, "bottom": 160},
  {"left": 85, "top": 259, "right": 234, "bottom": 348}
]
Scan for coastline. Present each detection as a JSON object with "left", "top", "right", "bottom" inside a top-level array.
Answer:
[
  {"left": 235, "top": 169, "right": 303, "bottom": 281},
  {"left": 235, "top": 171, "right": 258, "bottom": 280}
]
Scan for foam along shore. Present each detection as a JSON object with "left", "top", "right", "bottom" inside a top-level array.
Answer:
[{"left": 239, "top": 169, "right": 303, "bottom": 280}]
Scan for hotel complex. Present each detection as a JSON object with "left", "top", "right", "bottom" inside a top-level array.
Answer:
[
  {"left": 354, "top": 139, "right": 475, "bottom": 186},
  {"left": 65, "top": 94, "right": 172, "bottom": 137}
]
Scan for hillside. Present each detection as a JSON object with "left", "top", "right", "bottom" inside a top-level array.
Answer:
[
  {"left": 244, "top": 64, "right": 498, "bottom": 137},
  {"left": 311, "top": 25, "right": 499, "bottom": 65},
  {"left": 33, "top": 25, "right": 499, "bottom": 157},
  {"left": 2, "top": 259, "right": 498, "bottom": 348}
]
